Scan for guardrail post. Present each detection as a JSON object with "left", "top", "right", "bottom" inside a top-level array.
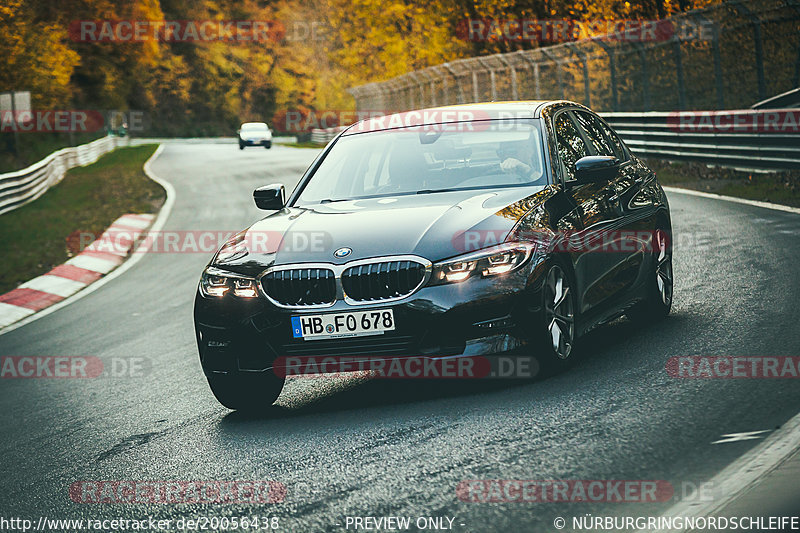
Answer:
[
  {"left": 472, "top": 71, "right": 479, "bottom": 103},
  {"left": 490, "top": 70, "right": 497, "bottom": 100}
]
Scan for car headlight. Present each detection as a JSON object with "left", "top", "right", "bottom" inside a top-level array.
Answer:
[
  {"left": 430, "top": 243, "right": 535, "bottom": 285},
  {"left": 199, "top": 267, "right": 259, "bottom": 298}
]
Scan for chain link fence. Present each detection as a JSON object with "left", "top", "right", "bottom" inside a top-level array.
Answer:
[{"left": 349, "top": 0, "right": 800, "bottom": 113}]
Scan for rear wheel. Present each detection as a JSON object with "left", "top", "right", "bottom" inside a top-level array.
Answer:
[
  {"left": 206, "top": 371, "right": 284, "bottom": 410},
  {"left": 239, "top": 144, "right": 245, "bottom": 150},
  {"left": 264, "top": 142, "right": 272, "bottom": 149},
  {"left": 627, "top": 227, "right": 673, "bottom": 323}
]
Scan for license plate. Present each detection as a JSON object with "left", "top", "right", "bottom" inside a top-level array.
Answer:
[{"left": 291, "top": 310, "right": 395, "bottom": 340}]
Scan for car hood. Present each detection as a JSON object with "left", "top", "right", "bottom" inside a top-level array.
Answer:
[{"left": 215, "top": 186, "right": 551, "bottom": 276}]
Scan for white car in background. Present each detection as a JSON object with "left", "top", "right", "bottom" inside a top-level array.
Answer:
[{"left": 238, "top": 122, "right": 272, "bottom": 149}]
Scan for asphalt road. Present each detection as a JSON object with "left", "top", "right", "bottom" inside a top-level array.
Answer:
[{"left": 1, "top": 142, "right": 799, "bottom": 532}]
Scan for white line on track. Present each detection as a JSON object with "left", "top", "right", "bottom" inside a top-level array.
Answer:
[{"left": 662, "top": 186, "right": 800, "bottom": 215}]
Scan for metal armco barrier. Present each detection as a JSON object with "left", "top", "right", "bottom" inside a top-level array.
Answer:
[
  {"left": 310, "top": 128, "right": 343, "bottom": 145},
  {"left": 602, "top": 110, "right": 800, "bottom": 170},
  {"left": 0, "top": 135, "right": 129, "bottom": 216}
]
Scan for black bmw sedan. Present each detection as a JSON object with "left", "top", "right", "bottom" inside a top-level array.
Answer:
[{"left": 194, "top": 101, "right": 673, "bottom": 409}]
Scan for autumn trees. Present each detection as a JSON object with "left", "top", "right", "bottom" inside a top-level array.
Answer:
[{"left": 1, "top": 0, "right": 719, "bottom": 137}]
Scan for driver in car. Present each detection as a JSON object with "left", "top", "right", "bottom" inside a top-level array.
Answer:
[{"left": 499, "top": 140, "right": 539, "bottom": 180}]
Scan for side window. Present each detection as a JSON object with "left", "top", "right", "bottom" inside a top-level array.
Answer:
[
  {"left": 554, "top": 112, "right": 588, "bottom": 182},
  {"left": 594, "top": 117, "right": 629, "bottom": 162},
  {"left": 573, "top": 111, "right": 615, "bottom": 157}
]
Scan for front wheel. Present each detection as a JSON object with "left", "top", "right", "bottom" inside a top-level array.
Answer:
[
  {"left": 534, "top": 262, "right": 576, "bottom": 372},
  {"left": 206, "top": 371, "right": 285, "bottom": 410},
  {"left": 264, "top": 141, "right": 272, "bottom": 149}
]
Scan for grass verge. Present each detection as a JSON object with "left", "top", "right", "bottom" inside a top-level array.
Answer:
[
  {"left": 275, "top": 141, "right": 324, "bottom": 149},
  {"left": 0, "top": 144, "right": 165, "bottom": 294},
  {"left": 647, "top": 159, "right": 800, "bottom": 208}
]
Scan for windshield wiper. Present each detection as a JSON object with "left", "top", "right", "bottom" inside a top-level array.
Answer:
[
  {"left": 416, "top": 188, "right": 456, "bottom": 195},
  {"left": 319, "top": 198, "right": 351, "bottom": 203}
]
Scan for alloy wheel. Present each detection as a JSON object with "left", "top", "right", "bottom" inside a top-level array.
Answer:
[{"left": 543, "top": 264, "right": 575, "bottom": 360}]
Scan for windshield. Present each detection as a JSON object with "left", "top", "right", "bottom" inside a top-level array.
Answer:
[{"left": 295, "top": 120, "right": 545, "bottom": 205}]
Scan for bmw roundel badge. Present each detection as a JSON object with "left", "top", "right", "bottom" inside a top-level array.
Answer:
[{"left": 334, "top": 247, "right": 352, "bottom": 258}]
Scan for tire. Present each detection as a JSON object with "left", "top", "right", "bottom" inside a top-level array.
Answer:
[
  {"left": 627, "top": 226, "right": 673, "bottom": 323},
  {"left": 239, "top": 144, "right": 245, "bottom": 150},
  {"left": 264, "top": 142, "right": 272, "bottom": 149},
  {"left": 535, "top": 261, "right": 577, "bottom": 372},
  {"left": 206, "top": 371, "right": 285, "bottom": 410}
]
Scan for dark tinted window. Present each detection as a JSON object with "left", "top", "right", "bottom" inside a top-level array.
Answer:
[
  {"left": 554, "top": 112, "right": 588, "bottom": 182},
  {"left": 594, "top": 117, "right": 629, "bottom": 161},
  {"left": 573, "top": 111, "right": 615, "bottom": 157}
]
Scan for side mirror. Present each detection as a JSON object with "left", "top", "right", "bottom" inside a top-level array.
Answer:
[
  {"left": 254, "top": 184, "right": 285, "bottom": 210},
  {"left": 236, "top": 129, "right": 241, "bottom": 134},
  {"left": 572, "top": 156, "right": 621, "bottom": 185}
]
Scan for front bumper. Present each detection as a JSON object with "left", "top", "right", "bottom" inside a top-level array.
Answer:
[{"left": 194, "top": 257, "right": 547, "bottom": 376}]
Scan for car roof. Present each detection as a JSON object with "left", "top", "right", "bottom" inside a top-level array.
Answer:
[
  {"left": 241, "top": 122, "right": 268, "bottom": 127},
  {"left": 341, "top": 100, "right": 575, "bottom": 135}
]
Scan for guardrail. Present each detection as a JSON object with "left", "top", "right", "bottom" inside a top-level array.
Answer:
[
  {"left": 0, "top": 135, "right": 129, "bottom": 216},
  {"left": 602, "top": 110, "right": 800, "bottom": 171},
  {"left": 310, "top": 128, "right": 343, "bottom": 145}
]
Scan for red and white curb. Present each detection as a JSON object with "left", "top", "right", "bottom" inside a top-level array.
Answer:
[{"left": 0, "top": 214, "right": 156, "bottom": 329}]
